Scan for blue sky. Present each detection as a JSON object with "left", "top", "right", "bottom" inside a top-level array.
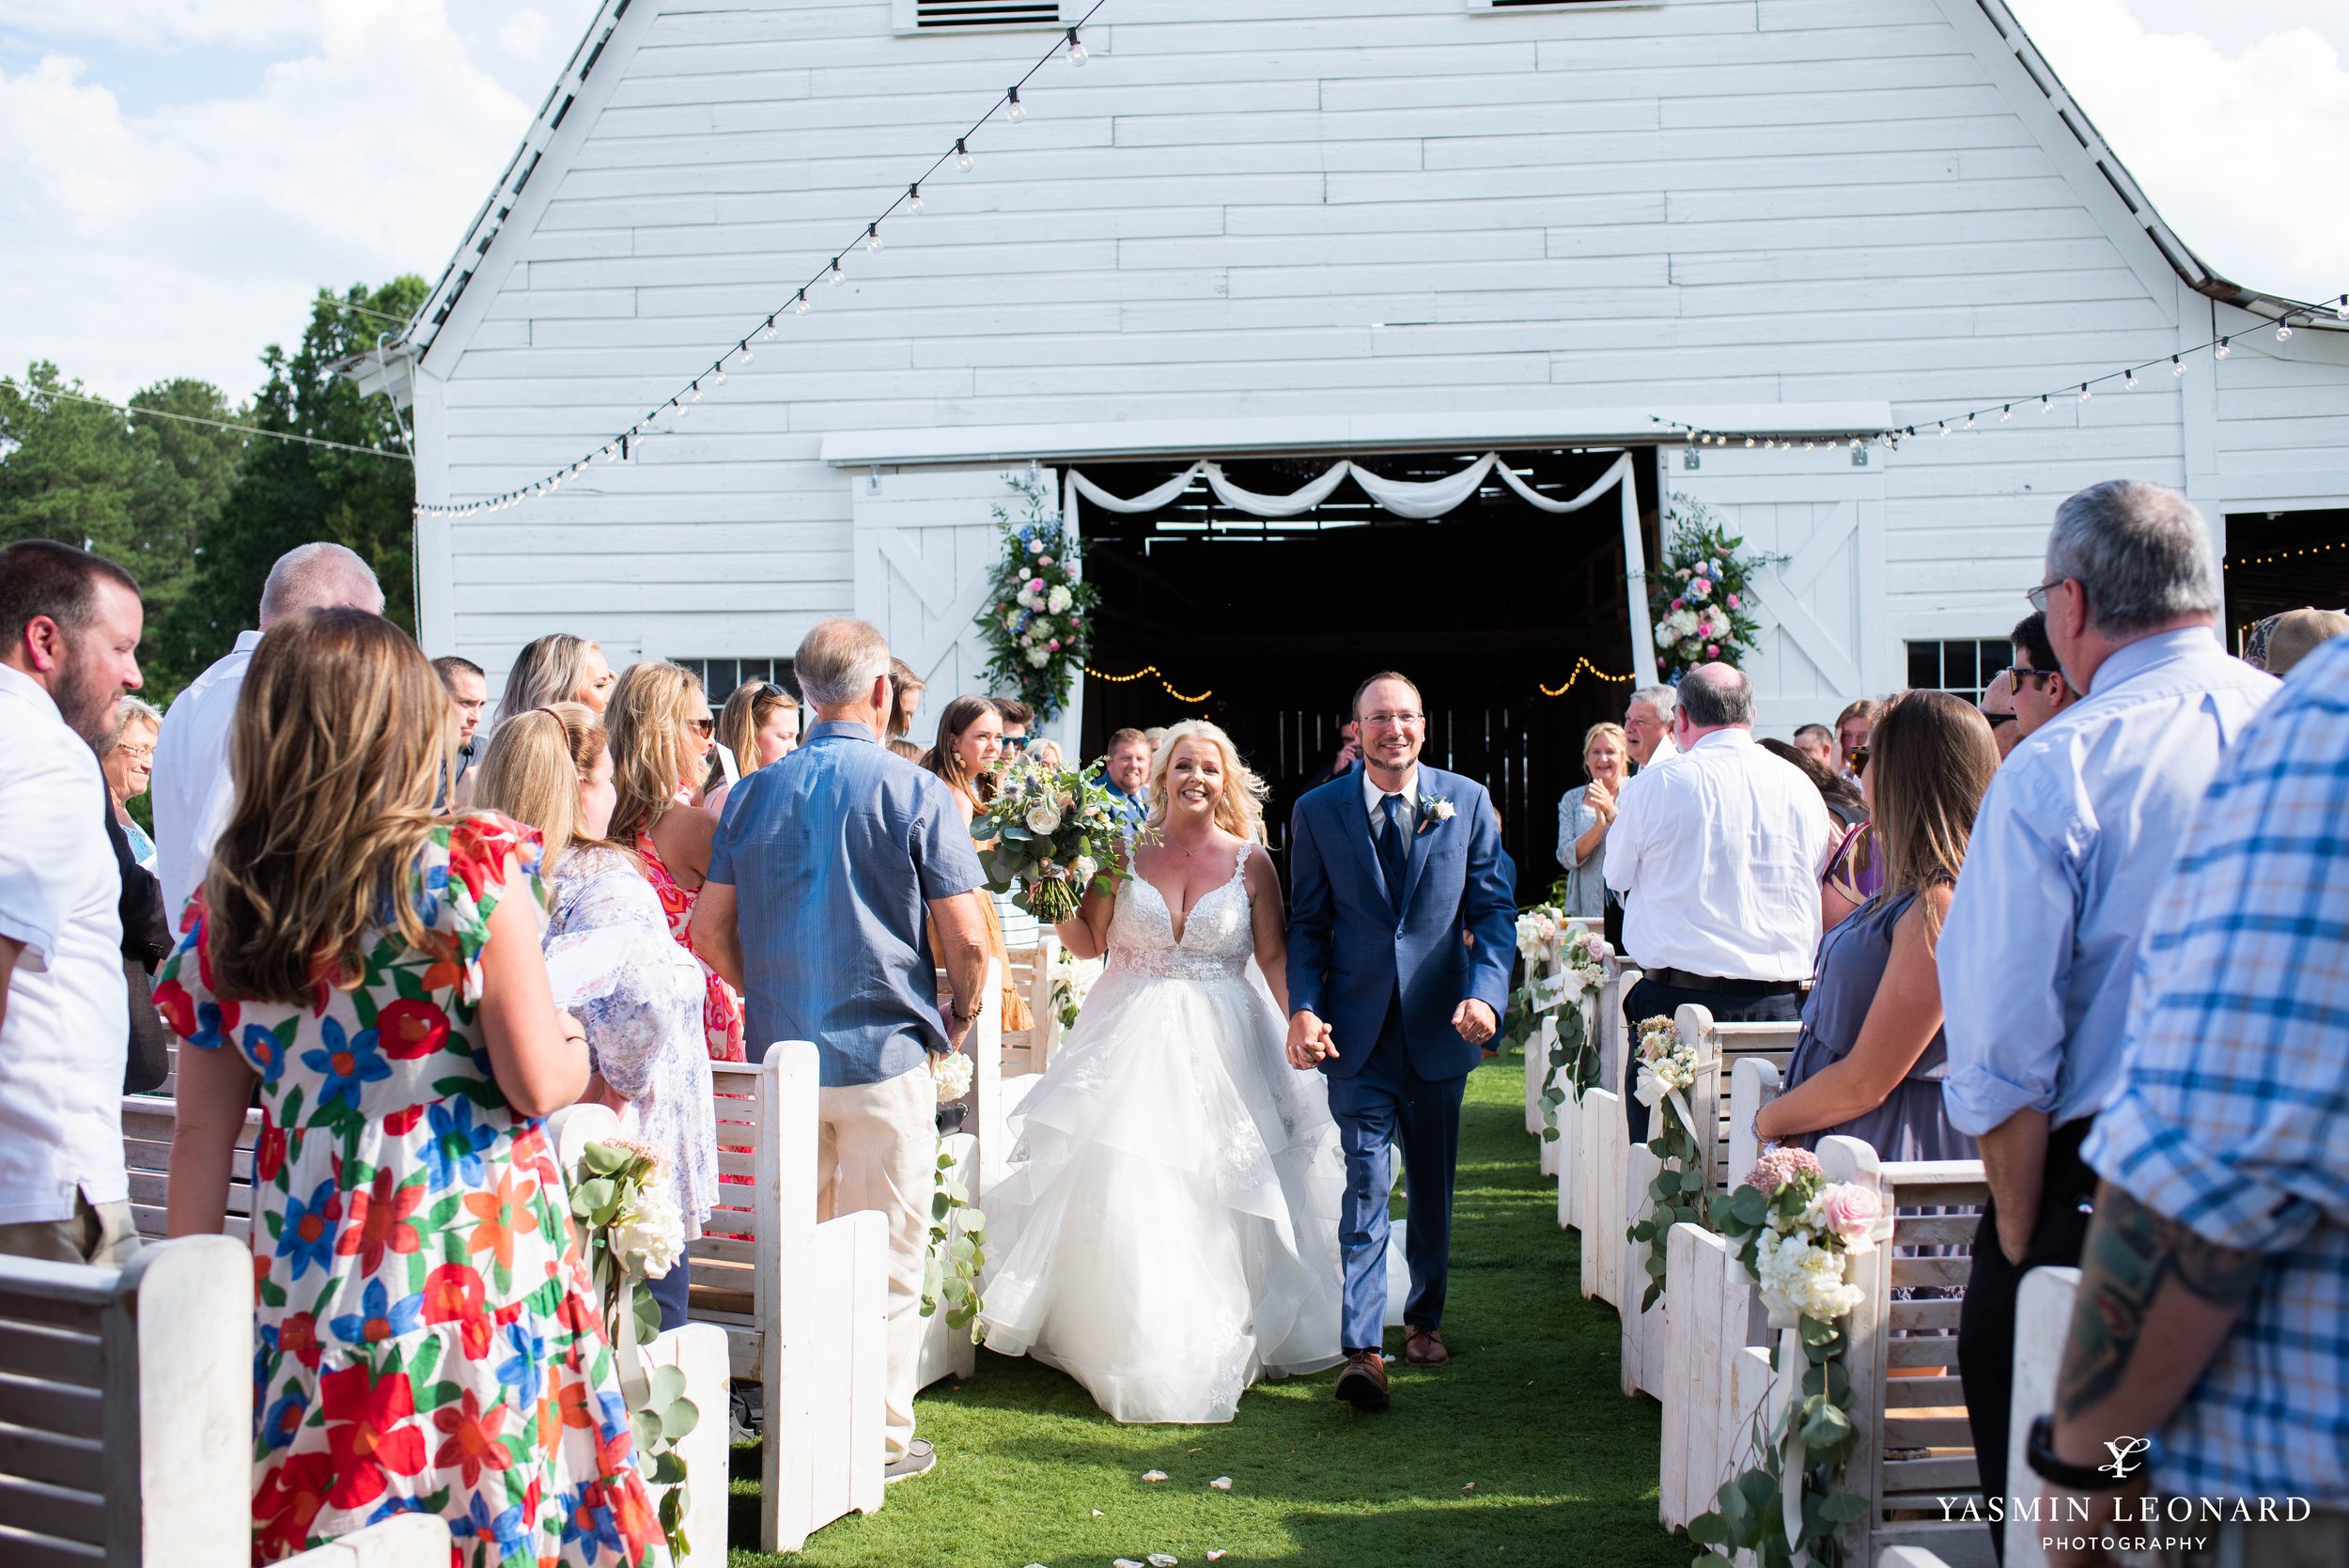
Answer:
[{"left": 3, "top": 0, "right": 2344, "bottom": 402}]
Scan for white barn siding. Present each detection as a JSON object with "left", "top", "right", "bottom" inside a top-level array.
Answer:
[{"left": 409, "top": 0, "right": 2349, "bottom": 714}]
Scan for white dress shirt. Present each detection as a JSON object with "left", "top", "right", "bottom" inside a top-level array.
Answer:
[
  {"left": 1361, "top": 765, "right": 1421, "bottom": 836},
  {"left": 1641, "top": 733, "right": 1682, "bottom": 771},
  {"left": 0, "top": 662, "right": 130, "bottom": 1224},
  {"left": 153, "top": 629, "right": 260, "bottom": 919},
  {"left": 1604, "top": 727, "right": 1835, "bottom": 982},
  {"left": 1939, "top": 627, "right": 2278, "bottom": 1138}
]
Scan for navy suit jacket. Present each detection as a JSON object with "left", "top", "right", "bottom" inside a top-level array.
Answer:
[{"left": 1284, "top": 764, "right": 1517, "bottom": 1081}]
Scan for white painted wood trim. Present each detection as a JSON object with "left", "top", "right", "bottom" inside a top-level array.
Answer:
[
  {"left": 131, "top": 1236, "right": 249, "bottom": 1568},
  {"left": 2005, "top": 1267, "right": 2081, "bottom": 1568},
  {"left": 821, "top": 403, "right": 1894, "bottom": 468}
]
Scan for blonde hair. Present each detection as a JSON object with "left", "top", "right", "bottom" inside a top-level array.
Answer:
[
  {"left": 106, "top": 696, "right": 163, "bottom": 753},
  {"left": 1144, "top": 720, "right": 1268, "bottom": 844},
  {"left": 204, "top": 609, "right": 452, "bottom": 1002},
  {"left": 502, "top": 633, "right": 602, "bottom": 715},
  {"left": 607, "top": 660, "right": 705, "bottom": 842},
  {"left": 471, "top": 702, "right": 613, "bottom": 877},
  {"left": 1869, "top": 690, "right": 1999, "bottom": 939},
  {"left": 718, "top": 680, "right": 798, "bottom": 777},
  {"left": 1579, "top": 721, "right": 1628, "bottom": 772}
]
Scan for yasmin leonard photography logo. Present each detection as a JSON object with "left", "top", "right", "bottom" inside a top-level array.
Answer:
[{"left": 2100, "top": 1436, "right": 2152, "bottom": 1480}]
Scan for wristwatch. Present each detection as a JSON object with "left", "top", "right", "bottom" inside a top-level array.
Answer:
[{"left": 2024, "top": 1415, "right": 2139, "bottom": 1493}]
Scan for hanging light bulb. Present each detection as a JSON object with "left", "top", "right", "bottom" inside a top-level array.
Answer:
[
  {"left": 906, "top": 182, "right": 922, "bottom": 214},
  {"left": 712, "top": 365, "right": 726, "bottom": 386},
  {"left": 761, "top": 316, "right": 777, "bottom": 341},
  {"left": 739, "top": 340, "right": 753, "bottom": 364},
  {"left": 2040, "top": 394, "right": 2052, "bottom": 412},
  {"left": 957, "top": 137, "right": 972, "bottom": 172},
  {"left": 2216, "top": 337, "right": 2232, "bottom": 359},
  {"left": 2000, "top": 405, "right": 2013, "bottom": 422},
  {"left": 690, "top": 380, "right": 704, "bottom": 402},
  {"left": 795, "top": 288, "right": 811, "bottom": 315},
  {"left": 1744, "top": 436, "right": 1755, "bottom": 448},
  {"left": 828, "top": 256, "right": 845, "bottom": 286},
  {"left": 865, "top": 224, "right": 882, "bottom": 252},
  {"left": 1066, "top": 27, "right": 1086, "bottom": 65},
  {"left": 2077, "top": 383, "right": 2091, "bottom": 402},
  {"left": 2123, "top": 369, "right": 2137, "bottom": 389},
  {"left": 2277, "top": 320, "right": 2293, "bottom": 341},
  {"left": 1006, "top": 86, "right": 1024, "bottom": 123},
  {"left": 2171, "top": 355, "right": 2185, "bottom": 376},
  {"left": 1937, "top": 422, "right": 1949, "bottom": 436},
  {"left": 1963, "top": 413, "right": 1975, "bottom": 429},
  {"left": 1849, "top": 437, "right": 1861, "bottom": 449},
  {"left": 2334, "top": 294, "right": 2348, "bottom": 320}
]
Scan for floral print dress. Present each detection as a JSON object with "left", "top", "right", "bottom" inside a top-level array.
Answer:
[
  {"left": 635, "top": 831, "right": 745, "bottom": 1063},
  {"left": 155, "top": 814, "right": 661, "bottom": 1568}
]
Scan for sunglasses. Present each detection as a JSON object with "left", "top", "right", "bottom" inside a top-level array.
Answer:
[
  {"left": 2001, "top": 666, "right": 2058, "bottom": 690},
  {"left": 686, "top": 718, "right": 714, "bottom": 738},
  {"left": 1002, "top": 734, "right": 1030, "bottom": 751},
  {"left": 1983, "top": 711, "right": 2016, "bottom": 727}
]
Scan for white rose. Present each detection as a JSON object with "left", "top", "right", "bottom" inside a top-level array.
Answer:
[
  {"left": 1071, "top": 855, "right": 1097, "bottom": 885},
  {"left": 932, "top": 1050, "right": 974, "bottom": 1103},
  {"left": 1026, "top": 801, "right": 1062, "bottom": 833},
  {"left": 1026, "top": 647, "right": 1050, "bottom": 667},
  {"left": 1047, "top": 584, "right": 1072, "bottom": 613},
  {"left": 611, "top": 1185, "right": 685, "bottom": 1281}
]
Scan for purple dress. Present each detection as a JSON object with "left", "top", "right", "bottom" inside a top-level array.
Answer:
[{"left": 1781, "top": 889, "right": 1974, "bottom": 1162}]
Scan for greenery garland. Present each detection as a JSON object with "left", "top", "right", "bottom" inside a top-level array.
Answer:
[
  {"left": 1645, "top": 494, "right": 1784, "bottom": 681},
  {"left": 975, "top": 471, "right": 1101, "bottom": 722},
  {"left": 1626, "top": 1016, "right": 1709, "bottom": 1312},
  {"left": 921, "top": 1134, "right": 988, "bottom": 1343}
]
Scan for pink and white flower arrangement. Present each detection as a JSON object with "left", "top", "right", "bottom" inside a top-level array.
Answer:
[{"left": 1722, "top": 1143, "right": 1882, "bottom": 1327}]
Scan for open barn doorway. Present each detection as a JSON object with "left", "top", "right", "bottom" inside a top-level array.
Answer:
[{"left": 1072, "top": 446, "right": 1659, "bottom": 902}]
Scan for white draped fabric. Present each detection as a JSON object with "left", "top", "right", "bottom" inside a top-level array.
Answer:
[{"left": 1060, "top": 450, "right": 1659, "bottom": 684}]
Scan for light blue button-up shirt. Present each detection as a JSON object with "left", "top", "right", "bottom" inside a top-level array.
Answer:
[
  {"left": 1938, "top": 626, "right": 2277, "bottom": 1137},
  {"left": 708, "top": 720, "right": 985, "bottom": 1088}
]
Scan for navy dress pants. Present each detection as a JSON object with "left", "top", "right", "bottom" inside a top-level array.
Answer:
[{"left": 1324, "top": 1011, "right": 1468, "bottom": 1356}]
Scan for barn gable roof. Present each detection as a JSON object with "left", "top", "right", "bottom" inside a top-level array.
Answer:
[{"left": 344, "top": 0, "right": 2333, "bottom": 406}]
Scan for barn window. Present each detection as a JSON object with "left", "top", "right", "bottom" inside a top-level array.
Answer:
[
  {"left": 896, "top": 0, "right": 1066, "bottom": 29},
  {"left": 1905, "top": 639, "right": 2012, "bottom": 704},
  {"left": 673, "top": 658, "right": 798, "bottom": 706}
]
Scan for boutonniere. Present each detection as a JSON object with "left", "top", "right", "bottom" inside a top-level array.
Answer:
[{"left": 1417, "top": 793, "right": 1455, "bottom": 835}]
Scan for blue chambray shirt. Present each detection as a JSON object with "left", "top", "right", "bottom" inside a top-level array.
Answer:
[
  {"left": 708, "top": 719, "right": 985, "bottom": 1088},
  {"left": 1938, "top": 627, "right": 2277, "bottom": 1137},
  {"left": 2087, "top": 635, "right": 2349, "bottom": 1505}
]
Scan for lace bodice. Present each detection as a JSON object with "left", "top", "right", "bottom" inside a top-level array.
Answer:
[{"left": 1107, "top": 846, "right": 1254, "bottom": 981}]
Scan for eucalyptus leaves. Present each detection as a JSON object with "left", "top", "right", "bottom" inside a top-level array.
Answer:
[
  {"left": 1511, "top": 905, "right": 1612, "bottom": 1137},
  {"left": 923, "top": 1142, "right": 988, "bottom": 1343}
]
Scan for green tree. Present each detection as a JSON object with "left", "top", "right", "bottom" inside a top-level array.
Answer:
[{"left": 170, "top": 279, "right": 426, "bottom": 672}]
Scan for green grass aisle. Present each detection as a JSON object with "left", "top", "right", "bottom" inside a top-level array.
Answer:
[{"left": 730, "top": 1059, "right": 1686, "bottom": 1566}]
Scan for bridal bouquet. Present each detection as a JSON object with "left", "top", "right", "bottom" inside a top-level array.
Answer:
[{"left": 971, "top": 757, "right": 1128, "bottom": 923}]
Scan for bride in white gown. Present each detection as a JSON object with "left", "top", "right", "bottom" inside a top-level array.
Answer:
[{"left": 980, "top": 720, "right": 1347, "bottom": 1423}]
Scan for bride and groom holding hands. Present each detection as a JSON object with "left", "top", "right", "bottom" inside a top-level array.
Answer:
[{"left": 981, "top": 673, "right": 1518, "bottom": 1423}]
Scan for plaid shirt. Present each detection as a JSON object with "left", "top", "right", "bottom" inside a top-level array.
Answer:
[{"left": 2086, "top": 634, "right": 2349, "bottom": 1507}]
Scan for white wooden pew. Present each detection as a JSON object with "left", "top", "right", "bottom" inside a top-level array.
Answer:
[
  {"left": 688, "top": 1042, "right": 887, "bottom": 1553},
  {"left": 1567, "top": 960, "right": 1638, "bottom": 1300},
  {"left": 119, "top": 1097, "right": 257, "bottom": 1245},
  {"left": 1657, "top": 1222, "right": 1773, "bottom": 1530},
  {"left": 2003, "top": 1267, "right": 2079, "bottom": 1568},
  {"left": 1619, "top": 1006, "right": 1799, "bottom": 1399},
  {"left": 0, "top": 1235, "right": 449, "bottom": 1568}
]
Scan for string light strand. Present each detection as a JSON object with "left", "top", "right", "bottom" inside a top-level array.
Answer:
[
  {"left": 25, "top": 384, "right": 412, "bottom": 461},
  {"left": 1082, "top": 664, "right": 1213, "bottom": 704},
  {"left": 1537, "top": 657, "right": 1639, "bottom": 698},
  {"left": 2227, "top": 537, "right": 2349, "bottom": 570},
  {"left": 414, "top": 0, "right": 1111, "bottom": 520}
]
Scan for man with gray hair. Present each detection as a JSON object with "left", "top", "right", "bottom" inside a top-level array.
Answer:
[
  {"left": 1623, "top": 684, "right": 1680, "bottom": 772},
  {"left": 1604, "top": 662, "right": 1836, "bottom": 1142},
  {"left": 1937, "top": 479, "right": 2277, "bottom": 1554},
  {"left": 152, "top": 542, "right": 382, "bottom": 914},
  {"left": 693, "top": 617, "right": 992, "bottom": 1484}
]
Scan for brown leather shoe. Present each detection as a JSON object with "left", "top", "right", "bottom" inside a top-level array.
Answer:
[
  {"left": 1334, "top": 1350, "right": 1390, "bottom": 1412},
  {"left": 1403, "top": 1327, "right": 1450, "bottom": 1367}
]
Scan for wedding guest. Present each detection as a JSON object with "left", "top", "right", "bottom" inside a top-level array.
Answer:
[
  {"left": 1792, "top": 723, "right": 1837, "bottom": 771},
  {"left": 1143, "top": 725, "right": 1168, "bottom": 765},
  {"left": 153, "top": 540, "right": 381, "bottom": 915},
  {"left": 1623, "top": 686, "right": 1680, "bottom": 771},
  {"left": 473, "top": 702, "right": 712, "bottom": 1333},
  {"left": 500, "top": 631, "right": 616, "bottom": 718},
  {"left": 887, "top": 656, "right": 926, "bottom": 741},
  {"left": 2250, "top": 605, "right": 2349, "bottom": 676},
  {"left": 0, "top": 540, "right": 145, "bottom": 1266},
  {"left": 1754, "top": 691, "right": 1994, "bottom": 1160},
  {"left": 1102, "top": 727, "right": 1152, "bottom": 831},
  {"left": 1605, "top": 663, "right": 1835, "bottom": 1143},
  {"left": 707, "top": 679, "right": 800, "bottom": 816},
  {"left": 1298, "top": 717, "right": 1361, "bottom": 795},
  {"left": 430, "top": 654, "right": 489, "bottom": 786},
  {"left": 995, "top": 696, "right": 1034, "bottom": 753},
  {"left": 1028, "top": 738, "right": 1065, "bottom": 770},
  {"left": 1554, "top": 722, "right": 1628, "bottom": 918},
  {"left": 888, "top": 737, "right": 925, "bottom": 763},
  {"left": 101, "top": 696, "right": 163, "bottom": 870},
  {"left": 1938, "top": 479, "right": 2278, "bottom": 1556},
  {"left": 1835, "top": 696, "right": 1881, "bottom": 783},
  {"left": 608, "top": 661, "right": 743, "bottom": 1063},
  {"left": 1760, "top": 737, "right": 1865, "bottom": 828},
  {"left": 2007, "top": 610, "right": 2080, "bottom": 741},
  {"left": 1978, "top": 670, "right": 2021, "bottom": 760},
  {"left": 2036, "top": 636, "right": 2349, "bottom": 1565},
  {"left": 158, "top": 609, "right": 659, "bottom": 1562},
  {"left": 692, "top": 617, "right": 993, "bottom": 1484},
  {"left": 923, "top": 697, "right": 1032, "bottom": 1031}
]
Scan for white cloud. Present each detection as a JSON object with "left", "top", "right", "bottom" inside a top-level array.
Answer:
[
  {"left": 0, "top": 0, "right": 566, "bottom": 399},
  {"left": 0, "top": 1, "right": 317, "bottom": 49},
  {"left": 498, "top": 7, "right": 552, "bottom": 58},
  {"left": 2009, "top": 0, "right": 2349, "bottom": 303}
]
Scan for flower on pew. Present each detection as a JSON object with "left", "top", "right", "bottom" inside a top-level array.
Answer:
[
  {"left": 932, "top": 1048, "right": 974, "bottom": 1103},
  {"left": 1813, "top": 1182, "right": 1881, "bottom": 1253},
  {"left": 1631, "top": 1015, "right": 1697, "bottom": 1109},
  {"left": 611, "top": 1183, "right": 684, "bottom": 1281},
  {"left": 1753, "top": 1227, "right": 1865, "bottom": 1328},
  {"left": 1740, "top": 1144, "right": 1821, "bottom": 1197}
]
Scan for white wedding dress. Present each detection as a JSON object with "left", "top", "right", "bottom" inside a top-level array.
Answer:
[{"left": 980, "top": 847, "right": 1348, "bottom": 1423}]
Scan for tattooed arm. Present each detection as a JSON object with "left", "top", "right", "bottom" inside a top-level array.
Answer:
[{"left": 2048, "top": 1181, "right": 2264, "bottom": 1470}]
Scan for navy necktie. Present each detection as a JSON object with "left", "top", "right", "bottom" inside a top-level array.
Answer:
[{"left": 1377, "top": 792, "right": 1409, "bottom": 908}]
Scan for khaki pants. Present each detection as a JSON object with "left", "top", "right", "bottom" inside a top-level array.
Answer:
[
  {"left": 0, "top": 1194, "right": 143, "bottom": 1269},
  {"left": 817, "top": 1068, "right": 936, "bottom": 1463},
  {"left": 2162, "top": 1509, "right": 2349, "bottom": 1567}
]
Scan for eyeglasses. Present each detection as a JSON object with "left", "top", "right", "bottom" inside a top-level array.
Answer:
[
  {"left": 2024, "top": 577, "right": 2071, "bottom": 613},
  {"left": 1983, "top": 711, "right": 2016, "bottom": 727},
  {"left": 1361, "top": 711, "right": 1424, "bottom": 731},
  {"left": 2001, "top": 666, "right": 2058, "bottom": 690},
  {"left": 685, "top": 718, "right": 714, "bottom": 738},
  {"left": 1847, "top": 746, "right": 1871, "bottom": 772},
  {"left": 116, "top": 744, "right": 155, "bottom": 761}
]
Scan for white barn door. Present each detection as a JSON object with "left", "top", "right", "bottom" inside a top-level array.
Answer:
[
  {"left": 851, "top": 465, "right": 1080, "bottom": 751},
  {"left": 1667, "top": 453, "right": 1892, "bottom": 733}
]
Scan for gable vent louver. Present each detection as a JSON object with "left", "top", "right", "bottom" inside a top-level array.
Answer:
[{"left": 915, "top": 0, "right": 1060, "bottom": 27}]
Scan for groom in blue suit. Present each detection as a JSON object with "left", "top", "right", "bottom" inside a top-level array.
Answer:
[{"left": 1285, "top": 672, "right": 1517, "bottom": 1411}]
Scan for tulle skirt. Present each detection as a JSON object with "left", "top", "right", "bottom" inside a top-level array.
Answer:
[{"left": 980, "top": 960, "right": 1347, "bottom": 1423}]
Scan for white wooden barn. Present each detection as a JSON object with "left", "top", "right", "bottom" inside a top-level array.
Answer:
[{"left": 354, "top": 0, "right": 2349, "bottom": 880}]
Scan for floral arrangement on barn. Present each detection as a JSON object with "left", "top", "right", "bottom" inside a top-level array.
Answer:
[
  {"left": 971, "top": 755, "right": 1128, "bottom": 924},
  {"left": 1509, "top": 905, "right": 1613, "bottom": 1139},
  {"left": 1646, "top": 494, "right": 1779, "bottom": 680},
  {"left": 1626, "top": 1014, "right": 1709, "bottom": 1312},
  {"left": 976, "top": 470, "right": 1101, "bottom": 722},
  {"left": 1688, "top": 1145, "right": 1885, "bottom": 1566}
]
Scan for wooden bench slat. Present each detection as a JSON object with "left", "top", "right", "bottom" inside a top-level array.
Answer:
[
  {"left": 1884, "top": 1374, "right": 1964, "bottom": 1408},
  {"left": 1890, "top": 1255, "right": 1972, "bottom": 1290},
  {"left": 0, "top": 1328, "right": 99, "bottom": 1389},
  {"left": 1889, "top": 1296, "right": 1964, "bottom": 1333},
  {"left": 0, "top": 1375, "right": 101, "bottom": 1437},
  {"left": 1887, "top": 1334, "right": 1963, "bottom": 1369},
  {"left": 0, "top": 1523, "right": 105, "bottom": 1565},
  {"left": 1883, "top": 1454, "right": 1980, "bottom": 1493},
  {"left": 1892, "top": 1212, "right": 1983, "bottom": 1248},
  {"left": 0, "top": 1475, "right": 104, "bottom": 1545},
  {"left": 1881, "top": 1414, "right": 1974, "bottom": 1448},
  {"left": 1889, "top": 1179, "right": 1990, "bottom": 1209},
  {"left": 0, "top": 1426, "right": 104, "bottom": 1492}
]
